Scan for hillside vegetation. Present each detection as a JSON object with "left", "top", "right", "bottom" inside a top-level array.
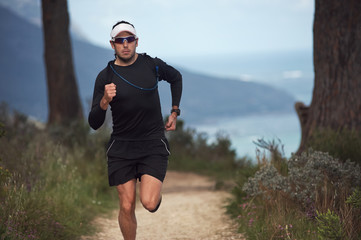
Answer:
[
  {"left": 2, "top": 101, "right": 361, "bottom": 239},
  {"left": 227, "top": 138, "right": 361, "bottom": 239},
  {"left": 0, "top": 103, "right": 251, "bottom": 240}
]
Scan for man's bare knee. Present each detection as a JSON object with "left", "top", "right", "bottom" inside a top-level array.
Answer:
[
  {"left": 140, "top": 195, "right": 162, "bottom": 212},
  {"left": 140, "top": 196, "right": 154, "bottom": 210},
  {"left": 119, "top": 200, "right": 135, "bottom": 215},
  {"left": 116, "top": 179, "right": 136, "bottom": 215}
]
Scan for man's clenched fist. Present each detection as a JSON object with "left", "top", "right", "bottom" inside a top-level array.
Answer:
[{"left": 100, "top": 83, "right": 116, "bottom": 110}]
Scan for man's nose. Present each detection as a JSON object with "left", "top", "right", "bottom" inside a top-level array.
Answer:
[{"left": 123, "top": 40, "right": 128, "bottom": 47}]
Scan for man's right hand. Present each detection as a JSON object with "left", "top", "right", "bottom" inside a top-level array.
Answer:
[{"left": 100, "top": 83, "right": 116, "bottom": 110}]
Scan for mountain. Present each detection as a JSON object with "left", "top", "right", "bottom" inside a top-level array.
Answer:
[{"left": 0, "top": 5, "right": 295, "bottom": 124}]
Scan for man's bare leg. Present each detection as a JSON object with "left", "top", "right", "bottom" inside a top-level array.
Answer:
[
  {"left": 116, "top": 179, "right": 137, "bottom": 240},
  {"left": 139, "top": 174, "right": 163, "bottom": 212}
]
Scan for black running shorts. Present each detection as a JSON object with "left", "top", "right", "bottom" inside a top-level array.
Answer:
[{"left": 106, "top": 138, "right": 170, "bottom": 186}]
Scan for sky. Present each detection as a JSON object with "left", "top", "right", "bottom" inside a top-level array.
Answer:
[{"left": 67, "top": 0, "right": 315, "bottom": 58}]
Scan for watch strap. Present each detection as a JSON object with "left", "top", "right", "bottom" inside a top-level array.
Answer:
[{"left": 170, "top": 108, "right": 180, "bottom": 116}]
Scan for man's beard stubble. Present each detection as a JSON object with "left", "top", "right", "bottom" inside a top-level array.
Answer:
[{"left": 115, "top": 50, "right": 136, "bottom": 64}]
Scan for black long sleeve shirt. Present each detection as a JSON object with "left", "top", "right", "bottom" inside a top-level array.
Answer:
[{"left": 88, "top": 54, "right": 182, "bottom": 141}]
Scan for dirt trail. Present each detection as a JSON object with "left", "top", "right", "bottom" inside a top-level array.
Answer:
[{"left": 81, "top": 171, "right": 245, "bottom": 240}]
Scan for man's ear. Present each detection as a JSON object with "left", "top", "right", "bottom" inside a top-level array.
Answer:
[
  {"left": 136, "top": 38, "right": 139, "bottom": 47},
  {"left": 110, "top": 41, "right": 115, "bottom": 49}
]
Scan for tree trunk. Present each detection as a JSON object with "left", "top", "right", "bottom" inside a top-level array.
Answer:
[
  {"left": 296, "top": 0, "right": 361, "bottom": 153},
  {"left": 41, "top": 0, "right": 83, "bottom": 126}
]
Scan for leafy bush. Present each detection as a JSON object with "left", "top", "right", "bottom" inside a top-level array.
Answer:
[
  {"left": 0, "top": 164, "right": 11, "bottom": 201},
  {"left": 346, "top": 188, "right": 361, "bottom": 209},
  {"left": 307, "top": 128, "right": 361, "bottom": 164},
  {"left": 166, "top": 118, "right": 254, "bottom": 181},
  {"left": 0, "top": 104, "right": 116, "bottom": 240},
  {"left": 228, "top": 136, "right": 361, "bottom": 239},
  {"left": 316, "top": 209, "right": 344, "bottom": 240},
  {"left": 243, "top": 150, "right": 361, "bottom": 210},
  {"left": 242, "top": 164, "right": 289, "bottom": 197},
  {"left": 287, "top": 150, "right": 360, "bottom": 211}
]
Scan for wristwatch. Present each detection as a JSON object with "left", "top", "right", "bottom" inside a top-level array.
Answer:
[{"left": 170, "top": 108, "right": 181, "bottom": 116}]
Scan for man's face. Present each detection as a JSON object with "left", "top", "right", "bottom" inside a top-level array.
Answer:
[{"left": 111, "top": 31, "right": 138, "bottom": 63}]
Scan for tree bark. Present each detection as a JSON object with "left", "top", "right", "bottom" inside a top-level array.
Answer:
[
  {"left": 296, "top": 0, "right": 361, "bottom": 153},
  {"left": 41, "top": 0, "right": 83, "bottom": 126}
]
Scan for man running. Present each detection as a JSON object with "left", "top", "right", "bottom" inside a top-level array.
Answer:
[{"left": 88, "top": 20, "right": 182, "bottom": 240}]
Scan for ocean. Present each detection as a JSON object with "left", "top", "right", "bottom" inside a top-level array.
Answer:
[
  {"left": 189, "top": 112, "right": 301, "bottom": 160},
  {"left": 169, "top": 49, "right": 314, "bottom": 160}
]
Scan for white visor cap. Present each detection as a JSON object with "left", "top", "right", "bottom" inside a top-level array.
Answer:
[{"left": 110, "top": 23, "right": 137, "bottom": 40}]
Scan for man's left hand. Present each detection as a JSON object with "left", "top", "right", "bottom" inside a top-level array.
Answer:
[{"left": 165, "top": 114, "right": 177, "bottom": 131}]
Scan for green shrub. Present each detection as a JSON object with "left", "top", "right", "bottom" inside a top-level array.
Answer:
[
  {"left": 287, "top": 150, "right": 361, "bottom": 209},
  {"left": 0, "top": 105, "right": 116, "bottom": 240},
  {"left": 228, "top": 139, "right": 361, "bottom": 239},
  {"left": 167, "top": 118, "right": 254, "bottom": 180},
  {"left": 307, "top": 128, "right": 361, "bottom": 164},
  {"left": 242, "top": 150, "right": 361, "bottom": 211},
  {"left": 0, "top": 137, "right": 115, "bottom": 240},
  {"left": 0, "top": 164, "right": 11, "bottom": 201},
  {"left": 316, "top": 209, "right": 344, "bottom": 240},
  {"left": 346, "top": 188, "right": 361, "bottom": 209}
]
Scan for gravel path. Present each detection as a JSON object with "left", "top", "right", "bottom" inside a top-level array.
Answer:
[{"left": 81, "top": 171, "right": 244, "bottom": 240}]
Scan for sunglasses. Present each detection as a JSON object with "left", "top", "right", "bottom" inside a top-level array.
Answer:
[{"left": 112, "top": 36, "right": 137, "bottom": 44}]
